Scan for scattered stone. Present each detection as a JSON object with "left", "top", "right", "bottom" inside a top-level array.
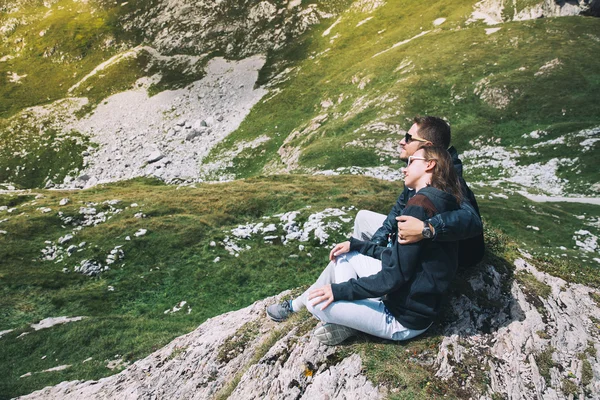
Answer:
[
  {"left": 74, "top": 260, "right": 106, "bottom": 276},
  {"left": 58, "top": 234, "right": 73, "bottom": 244},
  {"left": 42, "top": 365, "right": 71, "bottom": 373},
  {"left": 147, "top": 151, "right": 164, "bottom": 163},
  {"left": 106, "top": 246, "right": 124, "bottom": 265},
  {"left": 185, "top": 130, "right": 201, "bottom": 141},
  {"left": 213, "top": 257, "right": 220, "bottom": 263},
  {"left": 164, "top": 301, "right": 187, "bottom": 314},
  {"left": 31, "top": 316, "right": 85, "bottom": 331},
  {"left": 0, "top": 329, "right": 14, "bottom": 338},
  {"left": 59, "top": 198, "right": 70, "bottom": 206},
  {"left": 82, "top": 357, "right": 93, "bottom": 363},
  {"left": 134, "top": 212, "right": 146, "bottom": 218},
  {"left": 134, "top": 229, "right": 147, "bottom": 237},
  {"left": 19, "top": 372, "right": 32, "bottom": 379}
]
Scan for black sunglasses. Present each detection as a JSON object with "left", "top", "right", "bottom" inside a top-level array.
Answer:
[{"left": 404, "top": 132, "right": 430, "bottom": 143}]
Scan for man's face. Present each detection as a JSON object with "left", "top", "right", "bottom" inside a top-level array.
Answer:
[{"left": 399, "top": 123, "right": 428, "bottom": 161}]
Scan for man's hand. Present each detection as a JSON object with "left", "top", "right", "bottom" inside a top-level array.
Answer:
[
  {"left": 396, "top": 215, "right": 433, "bottom": 244},
  {"left": 329, "top": 241, "right": 350, "bottom": 261},
  {"left": 308, "top": 285, "right": 334, "bottom": 310}
]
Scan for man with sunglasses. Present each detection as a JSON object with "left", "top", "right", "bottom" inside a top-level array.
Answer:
[
  {"left": 267, "top": 115, "right": 484, "bottom": 322},
  {"left": 357, "top": 116, "right": 483, "bottom": 256}
]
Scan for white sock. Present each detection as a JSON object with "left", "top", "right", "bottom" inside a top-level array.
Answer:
[{"left": 291, "top": 298, "right": 303, "bottom": 313}]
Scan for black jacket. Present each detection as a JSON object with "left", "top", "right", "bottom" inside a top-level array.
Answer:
[
  {"left": 331, "top": 186, "right": 460, "bottom": 330},
  {"left": 370, "top": 146, "right": 485, "bottom": 268}
]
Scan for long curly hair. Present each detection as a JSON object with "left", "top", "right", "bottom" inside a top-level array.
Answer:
[{"left": 418, "top": 145, "right": 463, "bottom": 203}]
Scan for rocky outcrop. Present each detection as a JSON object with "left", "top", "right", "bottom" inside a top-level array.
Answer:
[
  {"left": 119, "top": 0, "right": 334, "bottom": 59},
  {"left": 435, "top": 258, "right": 600, "bottom": 399},
  {"left": 469, "top": 0, "right": 600, "bottom": 25},
  {"left": 17, "top": 293, "right": 383, "bottom": 400},
  {"left": 18, "top": 257, "right": 600, "bottom": 399}
]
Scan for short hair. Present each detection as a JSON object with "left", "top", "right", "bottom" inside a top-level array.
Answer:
[{"left": 413, "top": 116, "right": 451, "bottom": 149}]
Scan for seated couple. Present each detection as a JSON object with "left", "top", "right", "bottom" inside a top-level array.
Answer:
[{"left": 267, "top": 116, "right": 485, "bottom": 345}]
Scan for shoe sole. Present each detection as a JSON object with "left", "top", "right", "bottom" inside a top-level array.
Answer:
[
  {"left": 267, "top": 313, "right": 287, "bottom": 322},
  {"left": 314, "top": 324, "right": 356, "bottom": 345}
]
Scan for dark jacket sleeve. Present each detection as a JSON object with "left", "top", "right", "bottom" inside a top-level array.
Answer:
[
  {"left": 370, "top": 187, "right": 409, "bottom": 246},
  {"left": 428, "top": 200, "right": 482, "bottom": 241},
  {"left": 348, "top": 237, "right": 386, "bottom": 260},
  {"left": 428, "top": 177, "right": 483, "bottom": 242},
  {"left": 331, "top": 204, "right": 427, "bottom": 301}
]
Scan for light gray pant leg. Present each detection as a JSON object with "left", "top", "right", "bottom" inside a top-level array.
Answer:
[
  {"left": 307, "top": 298, "right": 429, "bottom": 341},
  {"left": 295, "top": 209, "right": 386, "bottom": 311},
  {"left": 294, "top": 260, "right": 336, "bottom": 311},
  {"left": 296, "top": 252, "right": 383, "bottom": 311},
  {"left": 353, "top": 210, "right": 387, "bottom": 241},
  {"left": 294, "top": 251, "right": 383, "bottom": 311}
]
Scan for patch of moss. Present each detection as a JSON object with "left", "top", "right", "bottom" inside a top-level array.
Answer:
[
  {"left": 167, "top": 345, "right": 188, "bottom": 361},
  {"left": 589, "top": 291, "right": 600, "bottom": 307},
  {"left": 534, "top": 346, "right": 556, "bottom": 383},
  {"left": 216, "top": 320, "right": 261, "bottom": 364},
  {"left": 562, "top": 377, "right": 579, "bottom": 397},
  {"left": 516, "top": 271, "right": 552, "bottom": 300},
  {"left": 577, "top": 353, "right": 593, "bottom": 387}
]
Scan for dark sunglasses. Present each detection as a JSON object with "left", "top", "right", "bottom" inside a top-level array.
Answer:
[{"left": 404, "top": 133, "right": 430, "bottom": 143}]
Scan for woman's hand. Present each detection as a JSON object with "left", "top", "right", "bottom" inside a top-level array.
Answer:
[
  {"left": 308, "top": 285, "right": 334, "bottom": 310},
  {"left": 329, "top": 241, "right": 350, "bottom": 261}
]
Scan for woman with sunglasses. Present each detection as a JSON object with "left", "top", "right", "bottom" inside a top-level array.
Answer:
[{"left": 306, "top": 146, "right": 464, "bottom": 345}]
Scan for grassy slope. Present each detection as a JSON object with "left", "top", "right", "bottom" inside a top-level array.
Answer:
[
  {"left": 0, "top": 176, "right": 397, "bottom": 398},
  {"left": 1, "top": 177, "right": 599, "bottom": 398},
  {"left": 204, "top": 1, "right": 600, "bottom": 194},
  {"left": 0, "top": 0, "right": 599, "bottom": 397}
]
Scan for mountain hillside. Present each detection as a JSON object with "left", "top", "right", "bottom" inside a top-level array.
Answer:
[{"left": 1, "top": 0, "right": 600, "bottom": 399}]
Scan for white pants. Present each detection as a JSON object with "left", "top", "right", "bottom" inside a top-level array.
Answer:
[
  {"left": 292, "top": 209, "right": 387, "bottom": 311},
  {"left": 352, "top": 209, "right": 387, "bottom": 241},
  {"left": 306, "top": 252, "right": 429, "bottom": 341}
]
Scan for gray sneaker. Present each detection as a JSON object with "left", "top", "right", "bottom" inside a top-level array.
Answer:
[
  {"left": 266, "top": 300, "right": 293, "bottom": 322},
  {"left": 314, "top": 323, "right": 357, "bottom": 345}
]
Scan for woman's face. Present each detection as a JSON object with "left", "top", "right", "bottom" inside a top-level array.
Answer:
[{"left": 403, "top": 148, "right": 431, "bottom": 190}]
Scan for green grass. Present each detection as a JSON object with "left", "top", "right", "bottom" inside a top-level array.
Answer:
[
  {"left": 1, "top": 177, "right": 597, "bottom": 398},
  {"left": 476, "top": 187, "right": 600, "bottom": 285},
  {"left": 0, "top": 124, "right": 89, "bottom": 188},
  {"left": 0, "top": 175, "right": 398, "bottom": 398}
]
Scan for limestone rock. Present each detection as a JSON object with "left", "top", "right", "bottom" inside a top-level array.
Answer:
[{"left": 17, "top": 294, "right": 384, "bottom": 400}]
